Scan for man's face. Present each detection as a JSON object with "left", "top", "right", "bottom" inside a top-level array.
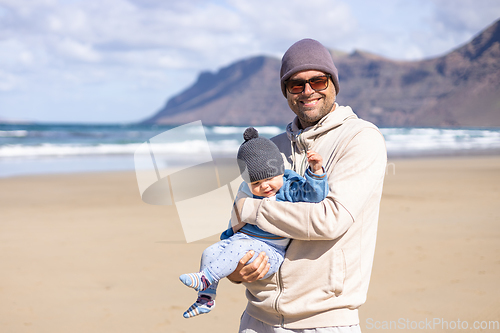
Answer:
[{"left": 285, "top": 70, "right": 336, "bottom": 129}]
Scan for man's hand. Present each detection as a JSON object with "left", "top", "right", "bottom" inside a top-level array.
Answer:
[{"left": 227, "top": 251, "right": 270, "bottom": 283}]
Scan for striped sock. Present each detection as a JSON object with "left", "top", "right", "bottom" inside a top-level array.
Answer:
[
  {"left": 179, "top": 272, "right": 213, "bottom": 292},
  {"left": 183, "top": 294, "right": 215, "bottom": 318}
]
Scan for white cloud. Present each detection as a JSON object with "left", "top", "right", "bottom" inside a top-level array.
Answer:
[
  {"left": 0, "top": 70, "right": 21, "bottom": 91},
  {"left": 430, "top": 0, "right": 500, "bottom": 33},
  {"left": 424, "top": 0, "right": 500, "bottom": 52},
  {"left": 55, "top": 38, "right": 101, "bottom": 62},
  {"left": 0, "top": 0, "right": 498, "bottom": 122},
  {"left": 227, "top": 0, "right": 358, "bottom": 52}
]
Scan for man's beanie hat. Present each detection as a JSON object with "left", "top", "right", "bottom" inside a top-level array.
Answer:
[
  {"left": 237, "top": 127, "right": 284, "bottom": 183},
  {"left": 280, "top": 38, "right": 340, "bottom": 97}
]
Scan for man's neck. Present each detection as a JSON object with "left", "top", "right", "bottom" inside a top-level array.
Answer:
[{"left": 298, "top": 104, "right": 337, "bottom": 129}]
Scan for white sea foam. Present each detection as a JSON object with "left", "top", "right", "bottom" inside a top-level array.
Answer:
[
  {"left": 1, "top": 125, "right": 500, "bottom": 177},
  {"left": 0, "top": 143, "right": 139, "bottom": 157},
  {"left": 0, "top": 140, "right": 241, "bottom": 158},
  {"left": 211, "top": 125, "right": 282, "bottom": 136},
  {"left": 380, "top": 128, "right": 500, "bottom": 153},
  {"left": 0, "top": 130, "right": 28, "bottom": 137},
  {"left": 1, "top": 128, "right": 499, "bottom": 158}
]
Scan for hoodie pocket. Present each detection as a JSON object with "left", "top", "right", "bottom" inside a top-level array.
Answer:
[{"left": 330, "top": 249, "right": 346, "bottom": 296}]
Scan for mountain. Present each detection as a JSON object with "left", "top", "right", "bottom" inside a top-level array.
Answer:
[
  {"left": 143, "top": 19, "right": 500, "bottom": 127},
  {"left": 143, "top": 56, "right": 289, "bottom": 126}
]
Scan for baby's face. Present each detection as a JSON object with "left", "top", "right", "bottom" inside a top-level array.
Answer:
[{"left": 249, "top": 174, "right": 284, "bottom": 198}]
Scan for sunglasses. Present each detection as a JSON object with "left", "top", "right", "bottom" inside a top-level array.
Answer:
[{"left": 285, "top": 74, "right": 331, "bottom": 94}]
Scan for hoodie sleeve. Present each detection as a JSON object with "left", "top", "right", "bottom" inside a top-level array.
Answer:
[{"left": 239, "top": 128, "right": 387, "bottom": 241}]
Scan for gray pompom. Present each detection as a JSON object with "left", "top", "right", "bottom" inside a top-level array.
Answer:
[{"left": 243, "top": 127, "right": 259, "bottom": 142}]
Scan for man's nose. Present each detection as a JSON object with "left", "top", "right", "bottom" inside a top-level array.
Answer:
[{"left": 302, "top": 82, "right": 314, "bottom": 94}]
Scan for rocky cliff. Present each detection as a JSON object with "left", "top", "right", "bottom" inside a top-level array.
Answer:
[{"left": 143, "top": 19, "right": 500, "bottom": 127}]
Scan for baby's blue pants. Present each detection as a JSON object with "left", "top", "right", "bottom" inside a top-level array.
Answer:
[{"left": 200, "top": 233, "right": 287, "bottom": 295}]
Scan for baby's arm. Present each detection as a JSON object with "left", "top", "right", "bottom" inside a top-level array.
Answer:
[
  {"left": 283, "top": 151, "right": 328, "bottom": 203},
  {"left": 307, "top": 150, "right": 323, "bottom": 175}
]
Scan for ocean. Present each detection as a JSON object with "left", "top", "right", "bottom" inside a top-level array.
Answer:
[{"left": 1, "top": 122, "right": 500, "bottom": 178}]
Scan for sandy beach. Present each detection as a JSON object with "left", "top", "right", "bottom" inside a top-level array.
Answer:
[{"left": 1, "top": 156, "right": 499, "bottom": 332}]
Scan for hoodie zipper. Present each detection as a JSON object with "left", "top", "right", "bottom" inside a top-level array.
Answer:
[
  {"left": 273, "top": 132, "right": 307, "bottom": 329},
  {"left": 296, "top": 131, "right": 309, "bottom": 176},
  {"left": 273, "top": 265, "right": 285, "bottom": 327}
]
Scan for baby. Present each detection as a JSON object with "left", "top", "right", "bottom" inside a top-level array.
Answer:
[{"left": 179, "top": 127, "right": 329, "bottom": 318}]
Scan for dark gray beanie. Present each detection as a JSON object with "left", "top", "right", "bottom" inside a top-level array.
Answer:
[
  {"left": 237, "top": 127, "right": 284, "bottom": 183},
  {"left": 280, "top": 38, "right": 340, "bottom": 97}
]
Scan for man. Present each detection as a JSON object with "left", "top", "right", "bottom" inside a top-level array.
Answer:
[{"left": 228, "top": 38, "right": 387, "bottom": 332}]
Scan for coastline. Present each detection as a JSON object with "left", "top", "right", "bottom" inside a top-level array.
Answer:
[
  {"left": 1, "top": 155, "right": 499, "bottom": 332},
  {"left": 2, "top": 123, "right": 500, "bottom": 179}
]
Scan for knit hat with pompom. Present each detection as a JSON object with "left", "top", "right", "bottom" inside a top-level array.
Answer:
[{"left": 237, "top": 127, "right": 284, "bottom": 183}]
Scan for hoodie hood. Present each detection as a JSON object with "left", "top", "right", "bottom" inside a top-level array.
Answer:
[
  {"left": 283, "top": 103, "right": 359, "bottom": 175},
  {"left": 286, "top": 103, "right": 358, "bottom": 147}
]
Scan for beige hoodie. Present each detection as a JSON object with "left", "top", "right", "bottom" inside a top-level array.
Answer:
[{"left": 239, "top": 104, "right": 387, "bottom": 329}]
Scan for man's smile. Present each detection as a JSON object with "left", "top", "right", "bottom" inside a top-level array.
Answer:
[{"left": 300, "top": 97, "right": 322, "bottom": 107}]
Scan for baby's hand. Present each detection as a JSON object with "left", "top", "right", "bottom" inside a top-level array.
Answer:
[{"left": 307, "top": 150, "right": 323, "bottom": 175}]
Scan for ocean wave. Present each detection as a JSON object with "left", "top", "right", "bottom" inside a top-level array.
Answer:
[
  {"left": 1, "top": 125, "right": 500, "bottom": 178},
  {"left": 210, "top": 125, "right": 282, "bottom": 136},
  {"left": 0, "top": 143, "right": 139, "bottom": 157},
  {"left": 0, "top": 130, "right": 28, "bottom": 138},
  {"left": 381, "top": 128, "right": 500, "bottom": 152},
  {"left": 1, "top": 126, "right": 500, "bottom": 159},
  {"left": 0, "top": 140, "right": 241, "bottom": 158}
]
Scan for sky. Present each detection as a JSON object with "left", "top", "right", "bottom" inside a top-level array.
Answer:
[{"left": 0, "top": 0, "right": 499, "bottom": 124}]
